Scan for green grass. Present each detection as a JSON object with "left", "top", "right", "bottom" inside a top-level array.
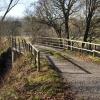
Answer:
[
  {"left": 25, "top": 58, "right": 63, "bottom": 96},
  {"left": 43, "top": 48, "right": 100, "bottom": 64}
]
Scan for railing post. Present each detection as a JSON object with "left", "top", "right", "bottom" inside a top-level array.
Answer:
[
  {"left": 22, "top": 39, "right": 25, "bottom": 52},
  {"left": 37, "top": 51, "right": 40, "bottom": 72},
  {"left": 28, "top": 44, "right": 31, "bottom": 52},
  {"left": 95, "top": 45, "right": 96, "bottom": 50},
  {"left": 59, "top": 38, "right": 60, "bottom": 47},
  {"left": 63, "top": 39, "right": 65, "bottom": 48},
  {"left": 28, "top": 43, "right": 30, "bottom": 52},
  {"left": 30, "top": 46, "right": 32, "bottom": 53},
  {"left": 24, "top": 40, "right": 27, "bottom": 52},
  {"left": 12, "top": 49, "right": 14, "bottom": 67},
  {"left": 18, "top": 39, "right": 21, "bottom": 52},
  {"left": 93, "top": 50, "right": 95, "bottom": 57},
  {"left": 71, "top": 41, "right": 73, "bottom": 51},
  {"left": 26, "top": 43, "right": 28, "bottom": 51},
  {"left": 11, "top": 37, "right": 13, "bottom": 48},
  {"left": 34, "top": 50, "right": 36, "bottom": 66},
  {"left": 93, "top": 44, "right": 96, "bottom": 57}
]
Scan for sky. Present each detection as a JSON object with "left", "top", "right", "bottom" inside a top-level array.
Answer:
[{"left": 0, "top": 0, "right": 38, "bottom": 18}]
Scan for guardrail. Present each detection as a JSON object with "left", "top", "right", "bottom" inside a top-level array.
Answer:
[
  {"left": 12, "top": 37, "right": 40, "bottom": 72},
  {"left": 36, "top": 37, "right": 100, "bottom": 57}
]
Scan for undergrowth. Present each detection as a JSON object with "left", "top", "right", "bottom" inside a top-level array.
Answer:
[
  {"left": 45, "top": 48, "right": 100, "bottom": 64},
  {"left": 0, "top": 53, "right": 75, "bottom": 100}
]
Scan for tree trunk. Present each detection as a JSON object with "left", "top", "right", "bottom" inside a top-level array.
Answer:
[
  {"left": 88, "top": 32, "right": 93, "bottom": 50},
  {"left": 65, "top": 17, "right": 69, "bottom": 39},
  {"left": 83, "top": 20, "right": 91, "bottom": 42},
  {"left": 65, "top": 17, "right": 70, "bottom": 49},
  {"left": 55, "top": 28, "right": 63, "bottom": 47},
  {"left": 1, "top": 0, "right": 13, "bottom": 22},
  {"left": 82, "top": 13, "right": 93, "bottom": 48}
]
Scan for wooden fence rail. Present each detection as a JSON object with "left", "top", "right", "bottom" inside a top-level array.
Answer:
[
  {"left": 12, "top": 37, "right": 40, "bottom": 72},
  {"left": 36, "top": 37, "right": 100, "bottom": 57},
  {"left": 0, "top": 38, "right": 10, "bottom": 55}
]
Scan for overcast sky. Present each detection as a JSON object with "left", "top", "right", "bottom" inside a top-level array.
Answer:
[{"left": 0, "top": 0, "right": 38, "bottom": 18}]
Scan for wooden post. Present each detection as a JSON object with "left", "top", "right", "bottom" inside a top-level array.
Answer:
[
  {"left": 22, "top": 39, "right": 24, "bottom": 52},
  {"left": 94, "top": 45, "right": 96, "bottom": 50},
  {"left": 71, "top": 41, "right": 73, "bottom": 51},
  {"left": 93, "top": 45, "right": 96, "bottom": 57},
  {"left": 18, "top": 39, "right": 21, "bottom": 52},
  {"left": 12, "top": 37, "right": 14, "bottom": 48},
  {"left": 12, "top": 49, "right": 14, "bottom": 67},
  {"left": 29, "top": 44, "right": 31, "bottom": 52},
  {"left": 30, "top": 46, "right": 32, "bottom": 53},
  {"left": 36, "top": 51, "right": 40, "bottom": 72},
  {"left": 93, "top": 50, "right": 95, "bottom": 57},
  {"left": 34, "top": 50, "right": 36, "bottom": 66},
  {"left": 27, "top": 43, "right": 28, "bottom": 51},
  {"left": 26, "top": 43, "right": 28, "bottom": 51},
  {"left": 24, "top": 40, "right": 26, "bottom": 50},
  {"left": 15, "top": 38, "right": 17, "bottom": 49},
  {"left": 63, "top": 39, "right": 65, "bottom": 48}
]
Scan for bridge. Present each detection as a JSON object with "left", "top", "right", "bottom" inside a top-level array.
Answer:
[{"left": 8, "top": 37, "right": 100, "bottom": 99}]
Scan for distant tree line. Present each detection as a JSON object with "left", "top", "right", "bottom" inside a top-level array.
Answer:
[
  {"left": 0, "top": 0, "right": 21, "bottom": 42},
  {"left": 25, "top": 0, "right": 100, "bottom": 44},
  {"left": 0, "top": 0, "right": 99, "bottom": 45}
]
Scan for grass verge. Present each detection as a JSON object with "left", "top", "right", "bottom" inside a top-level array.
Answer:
[
  {"left": 0, "top": 53, "right": 75, "bottom": 100},
  {"left": 43, "top": 48, "right": 100, "bottom": 65}
]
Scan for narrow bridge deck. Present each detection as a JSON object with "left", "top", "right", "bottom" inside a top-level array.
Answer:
[
  {"left": 12, "top": 38, "right": 100, "bottom": 99},
  {"left": 35, "top": 45, "right": 100, "bottom": 100}
]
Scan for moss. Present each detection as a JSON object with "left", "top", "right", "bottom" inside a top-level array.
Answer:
[
  {"left": 25, "top": 67, "right": 62, "bottom": 96},
  {"left": 33, "top": 95, "right": 41, "bottom": 100}
]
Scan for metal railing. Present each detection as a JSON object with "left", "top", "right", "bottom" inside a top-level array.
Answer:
[{"left": 36, "top": 37, "right": 100, "bottom": 57}]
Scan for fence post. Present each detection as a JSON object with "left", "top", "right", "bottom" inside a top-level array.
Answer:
[
  {"left": 93, "top": 50, "right": 95, "bottom": 57},
  {"left": 93, "top": 44, "right": 96, "bottom": 57},
  {"left": 12, "top": 49, "right": 14, "bottom": 67},
  {"left": 94, "top": 45, "right": 96, "bottom": 50},
  {"left": 11, "top": 37, "right": 13, "bottom": 47},
  {"left": 21, "top": 39, "right": 23, "bottom": 48},
  {"left": 71, "top": 41, "right": 73, "bottom": 51},
  {"left": 18, "top": 39, "right": 21, "bottom": 52},
  {"left": 37, "top": 51, "right": 40, "bottom": 72},
  {"left": 34, "top": 50, "right": 36, "bottom": 66},
  {"left": 62, "top": 39, "right": 65, "bottom": 49},
  {"left": 24, "top": 40, "right": 27, "bottom": 52},
  {"left": 28, "top": 44, "right": 30, "bottom": 52},
  {"left": 26, "top": 43, "right": 28, "bottom": 51},
  {"left": 30, "top": 46, "right": 32, "bottom": 53}
]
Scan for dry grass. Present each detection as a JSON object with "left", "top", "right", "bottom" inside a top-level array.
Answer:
[
  {"left": 66, "top": 50, "right": 100, "bottom": 64},
  {"left": 0, "top": 53, "right": 75, "bottom": 100},
  {"left": 0, "top": 38, "right": 10, "bottom": 55}
]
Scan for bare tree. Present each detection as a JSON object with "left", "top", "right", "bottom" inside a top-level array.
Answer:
[
  {"left": 35, "top": 0, "right": 63, "bottom": 38},
  {"left": 83, "top": 0, "right": 100, "bottom": 43},
  {"left": 52, "top": 0, "right": 81, "bottom": 39},
  {"left": 0, "top": 0, "right": 20, "bottom": 42},
  {"left": 1, "top": 0, "right": 20, "bottom": 21}
]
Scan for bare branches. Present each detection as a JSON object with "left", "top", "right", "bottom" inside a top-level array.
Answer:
[
  {"left": 1, "top": 0, "right": 20, "bottom": 21},
  {"left": 83, "top": 0, "right": 100, "bottom": 42},
  {"left": 35, "top": 0, "right": 63, "bottom": 38}
]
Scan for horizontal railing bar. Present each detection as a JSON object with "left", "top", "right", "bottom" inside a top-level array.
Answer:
[{"left": 39, "top": 37, "right": 100, "bottom": 46}]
